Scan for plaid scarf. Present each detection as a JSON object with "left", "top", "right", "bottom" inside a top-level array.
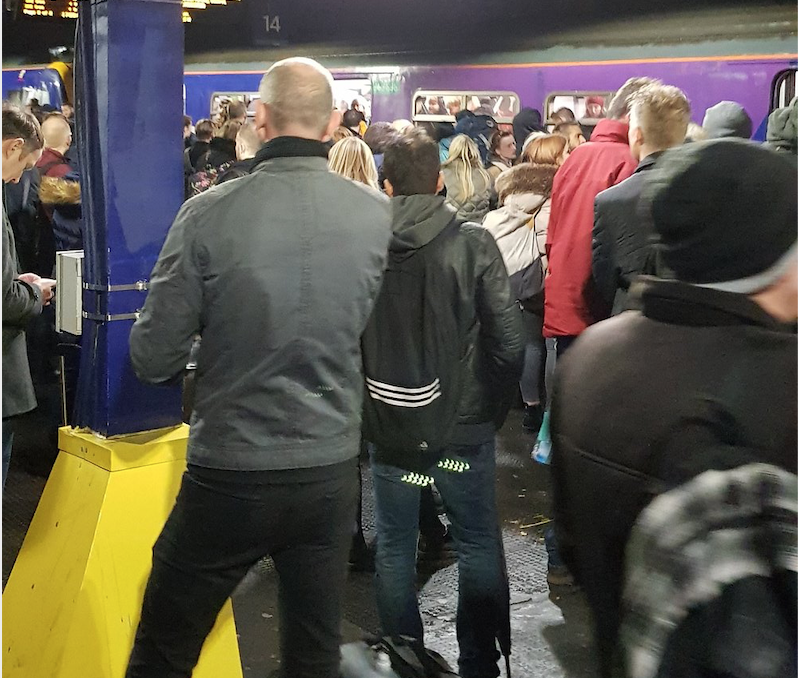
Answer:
[{"left": 622, "top": 463, "right": 797, "bottom": 678}]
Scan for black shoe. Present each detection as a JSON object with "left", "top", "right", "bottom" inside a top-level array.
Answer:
[
  {"left": 523, "top": 404, "right": 544, "bottom": 434},
  {"left": 417, "top": 528, "right": 457, "bottom": 572},
  {"left": 349, "top": 539, "right": 376, "bottom": 573},
  {"left": 547, "top": 564, "right": 576, "bottom": 586}
]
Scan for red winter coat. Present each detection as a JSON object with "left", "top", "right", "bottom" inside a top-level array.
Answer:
[
  {"left": 543, "top": 119, "right": 636, "bottom": 338},
  {"left": 36, "top": 148, "right": 73, "bottom": 178}
]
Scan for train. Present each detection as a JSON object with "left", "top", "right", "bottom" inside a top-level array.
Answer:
[{"left": 3, "top": 6, "right": 797, "bottom": 140}]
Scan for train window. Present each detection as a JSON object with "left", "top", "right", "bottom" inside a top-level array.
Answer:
[
  {"left": 210, "top": 92, "right": 258, "bottom": 122},
  {"left": 544, "top": 91, "right": 615, "bottom": 125},
  {"left": 211, "top": 79, "right": 373, "bottom": 125},
  {"left": 770, "top": 68, "right": 796, "bottom": 113},
  {"left": 412, "top": 91, "right": 520, "bottom": 124}
]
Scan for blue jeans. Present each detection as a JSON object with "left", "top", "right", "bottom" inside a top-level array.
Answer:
[
  {"left": 545, "top": 336, "right": 577, "bottom": 570},
  {"left": 371, "top": 440, "right": 505, "bottom": 678},
  {"left": 2, "top": 420, "right": 13, "bottom": 489}
]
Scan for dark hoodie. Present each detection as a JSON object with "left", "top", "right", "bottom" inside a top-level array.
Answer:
[
  {"left": 512, "top": 108, "right": 545, "bottom": 151},
  {"left": 379, "top": 195, "right": 524, "bottom": 448}
]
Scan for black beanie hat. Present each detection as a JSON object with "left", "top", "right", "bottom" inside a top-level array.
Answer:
[{"left": 643, "top": 139, "right": 797, "bottom": 291}]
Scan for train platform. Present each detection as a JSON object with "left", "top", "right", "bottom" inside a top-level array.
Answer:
[{"left": 2, "top": 408, "right": 597, "bottom": 677}]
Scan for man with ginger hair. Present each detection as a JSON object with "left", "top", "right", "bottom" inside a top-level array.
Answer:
[
  {"left": 125, "top": 58, "right": 392, "bottom": 678},
  {"left": 592, "top": 84, "right": 691, "bottom": 315}
]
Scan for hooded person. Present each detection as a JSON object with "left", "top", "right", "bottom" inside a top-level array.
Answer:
[
  {"left": 702, "top": 100, "right": 753, "bottom": 139},
  {"left": 39, "top": 169, "right": 82, "bottom": 251},
  {"left": 512, "top": 107, "right": 545, "bottom": 153},
  {"left": 480, "top": 159, "right": 559, "bottom": 435},
  {"left": 766, "top": 95, "right": 797, "bottom": 160},
  {"left": 361, "top": 128, "right": 522, "bottom": 678},
  {"left": 551, "top": 139, "right": 797, "bottom": 678}
]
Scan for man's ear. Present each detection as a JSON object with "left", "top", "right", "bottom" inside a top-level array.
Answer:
[
  {"left": 383, "top": 178, "right": 395, "bottom": 197},
  {"left": 629, "top": 125, "right": 644, "bottom": 150},
  {"left": 323, "top": 110, "right": 343, "bottom": 143},
  {"left": 254, "top": 102, "right": 271, "bottom": 142},
  {"left": 2, "top": 138, "right": 23, "bottom": 160},
  {"left": 435, "top": 171, "right": 445, "bottom": 195}
]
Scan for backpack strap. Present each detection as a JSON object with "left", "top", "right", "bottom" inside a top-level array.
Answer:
[{"left": 525, "top": 203, "right": 546, "bottom": 271}]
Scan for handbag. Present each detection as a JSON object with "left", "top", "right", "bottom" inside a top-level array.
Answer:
[{"left": 516, "top": 206, "right": 547, "bottom": 313}]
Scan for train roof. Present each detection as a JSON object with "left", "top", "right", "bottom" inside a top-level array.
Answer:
[{"left": 183, "top": 5, "right": 797, "bottom": 72}]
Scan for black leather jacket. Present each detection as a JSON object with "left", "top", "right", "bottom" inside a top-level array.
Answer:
[{"left": 386, "top": 195, "right": 524, "bottom": 449}]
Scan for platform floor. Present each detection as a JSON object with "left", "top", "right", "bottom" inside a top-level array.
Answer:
[{"left": 3, "top": 409, "right": 598, "bottom": 677}]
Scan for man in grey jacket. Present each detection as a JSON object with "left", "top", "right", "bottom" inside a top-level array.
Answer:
[
  {"left": 2, "top": 103, "right": 53, "bottom": 488},
  {"left": 126, "top": 58, "right": 392, "bottom": 678}
]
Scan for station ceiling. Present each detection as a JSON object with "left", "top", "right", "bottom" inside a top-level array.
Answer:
[{"left": 2, "top": 0, "right": 795, "bottom": 63}]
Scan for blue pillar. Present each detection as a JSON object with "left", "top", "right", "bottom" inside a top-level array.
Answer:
[{"left": 74, "top": 0, "right": 184, "bottom": 436}]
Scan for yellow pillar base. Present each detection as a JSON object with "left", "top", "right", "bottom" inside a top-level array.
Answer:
[{"left": 3, "top": 425, "right": 243, "bottom": 678}]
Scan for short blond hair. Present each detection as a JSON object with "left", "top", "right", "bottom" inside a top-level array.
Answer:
[
  {"left": 259, "top": 57, "right": 334, "bottom": 135},
  {"left": 328, "top": 137, "right": 379, "bottom": 191},
  {"left": 630, "top": 84, "right": 691, "bottom": 151}
]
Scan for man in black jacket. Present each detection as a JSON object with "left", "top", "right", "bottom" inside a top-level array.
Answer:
[
  {"left": 363, "top": 130, "right": 523, "bottom": 678},
  {"left": 591, "top": 83, "right": 691, "bottom": 315},
  {"left": 552, "top": 139, "right": 797, "bottom": 678},
  {"left": 126, "top": 58, "right": 392, "bottom": 678},
  {"left": 2, "top": 105, "right": 55, "bottom": 487}
]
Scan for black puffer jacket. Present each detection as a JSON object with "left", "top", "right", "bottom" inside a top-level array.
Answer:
[
  {"left": 591, "top": 153, "right": 661, "bottom": 315},
  {"left": 550, "top": 277, "right": 797, "bottom": 678}
]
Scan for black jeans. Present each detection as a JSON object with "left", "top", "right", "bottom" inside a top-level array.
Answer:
[{"left": 126, "top": 460, "right": 359, "bottom": 678}]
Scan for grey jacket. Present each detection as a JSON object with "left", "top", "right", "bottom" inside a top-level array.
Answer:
[
  {"left": 442, "top": 165, "right": 494, "bottom": 223},
  {"left": 130, "top": 139, "right": 392, "bottom": 471},
  {"left": 480, "top": 192, "right": 550, "bottom": 277},
  {"left": 2, "top": 201, "right": 42, "bottom": 419}
]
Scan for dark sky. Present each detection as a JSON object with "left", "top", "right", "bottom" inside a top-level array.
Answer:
[{"left": 2, "top": 0, "right": 792, "bottom": 62}]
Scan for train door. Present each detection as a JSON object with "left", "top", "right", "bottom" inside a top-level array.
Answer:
[
  {"left": 770, "top": 68, "right": 796, "bottom": 112},
  {"left": 752, "top": 67, "right": 796, "bottom": 141},
  {"left": 331, "top": 77, "right": 373, "bottom": 122},
  {"left": 208, "top": 77, "right": 373, "bottom": 125}
]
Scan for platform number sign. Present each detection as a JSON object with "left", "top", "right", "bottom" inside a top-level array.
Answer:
[
  {"left": 249, "top": 0, "right": 287, "bottom": 45},
  {"left": 264, "top": 14, "right": 281, "bottom": 32}
]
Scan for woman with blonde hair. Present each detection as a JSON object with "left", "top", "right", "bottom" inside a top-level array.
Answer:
[
  {"left": 441, "top": 134, "right": 493, "bottom": 221},
  {"left": 328, "top": 136, "right": 380, "bottom": 191},
  {"left": 480, "top": 132, "right": 567, "bottom": 437},
  {"left": 520, "top": 133, "right": 569, "bottom": 166}
]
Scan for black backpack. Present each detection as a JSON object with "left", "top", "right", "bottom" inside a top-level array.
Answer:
[{"left": 361, "top": 218, "right": 464, "bottom": 458}]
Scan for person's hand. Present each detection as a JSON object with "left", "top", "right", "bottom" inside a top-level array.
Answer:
[
  {"left": 37, "top": 278, "right": 56, "bottom": 305},
  {"left": 17, "top": 272, "right": 41, "bottom": 286},
  {"left": 18, "top": 273, "right": 55, "bottom": 305}
]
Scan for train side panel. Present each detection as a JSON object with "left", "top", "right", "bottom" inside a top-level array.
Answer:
[{"left": 389, "top": 57, "right": 795, "bottom": 130}]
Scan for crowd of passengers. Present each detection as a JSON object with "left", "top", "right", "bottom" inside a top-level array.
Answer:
[{"left": 2, "top": 56, "right": 796, "bottom": 678}]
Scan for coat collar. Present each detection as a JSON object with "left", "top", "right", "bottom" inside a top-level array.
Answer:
[
  {"left": 633, "top": 151, "right": 664, "bottom": 174},
  {"left": 632, "top": 277, "right": 790, "bottom": 331},
  {"left": 253, "top": 136, "right": 329, "bottom": 166}
]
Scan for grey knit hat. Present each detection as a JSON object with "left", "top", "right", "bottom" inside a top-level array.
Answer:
[{"left": 702, "top": 101, "right": 753, "bottom": 140}]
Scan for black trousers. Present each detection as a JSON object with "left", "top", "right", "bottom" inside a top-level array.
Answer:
[{"left": 126, "top": 461, "right": 359, "bottom": 678}]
